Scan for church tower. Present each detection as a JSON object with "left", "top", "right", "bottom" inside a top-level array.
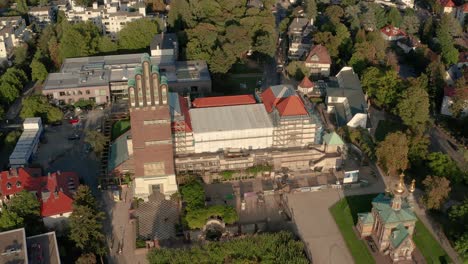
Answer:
[{"left": 128, "top": 54, "right": 177, "bottom": 200}]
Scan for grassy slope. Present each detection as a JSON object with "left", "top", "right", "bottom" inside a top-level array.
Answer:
[{"left": 412, "top": 219, "right": 452, "bottom": 264}]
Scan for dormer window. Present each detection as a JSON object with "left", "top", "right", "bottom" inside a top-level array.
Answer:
[
  {"left": 6, "top": 183, "right": 11, "bottom": 189},
  {"left": 16, "top": 181, "right": 21, "bottom": 187}
]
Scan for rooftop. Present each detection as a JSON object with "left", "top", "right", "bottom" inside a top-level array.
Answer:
[
  {"left": 192, "top": 95, "right": 256, "bottom": 108},
  {"left": 298, "top": 76, "right": 314, "bottom": 88},
  {"left": 372, "top": 194, "right": 417, "bottom": 224},
  {"left": 439, "top": 0, "right": 455, "bottom": 7},
  {"left": 108, "top": 130, "right": 131, "bottom": 172},
  {"left": 323, "top": 132, "right": 344, "bottom": 145},
  {"left": 328, "top": 67, "right": 368, "bottom": 116},
  {"left": 26, "top": 232, "right": 60, "bottom": 264},
  {"left": 189, "top": 104, "right": 273, "bottom": 133},
  {"left": 0, "top": 168, "right": 79, "bottom": 217},
  {"left": 0, "top": 228, "right": 27, "bottom": 264},
  {"left": 150, "top": 33, "right": 178, "bottom": 51},
  {"left": 305, "top": 45, "right": 332, "bottom": 65},
  {"left": 380, "top": 25, "right": 406, "bottom": 38},
  {"left": 288, "top": 17, "right": 310, "bottom": 34},
  {"left": 169, "top": 92, "right": 192, "bottom": 132}
]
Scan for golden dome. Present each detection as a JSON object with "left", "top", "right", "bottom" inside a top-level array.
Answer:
[
  {"left": 394, "top": 173, "right": 405, "bottom": 194},
  {"left": 409, "top": 179, "right": 416, "bottom": 193}
]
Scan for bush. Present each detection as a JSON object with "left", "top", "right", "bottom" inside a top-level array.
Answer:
[
  {"left": 246, "top": 165, "right": 272, "bottom": 175},
  {"left": 136, "top": 238, "right": 147, "bottom": 248},
  {"left": 180, "top": 180, "right": 205, "bottom": 211},
  {"left": 220, "top": 170, "right": 234, "bottom": 180},
  {"left": 185, "top": 205, "right": 238, "bottom": 229}
]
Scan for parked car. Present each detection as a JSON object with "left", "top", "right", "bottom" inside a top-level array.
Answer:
[
  {"left": 67, "top": 134, "right": 80, "bottom": 140},
  {"left": 69, "top": 118, "right": 80, "bottom": 125}
]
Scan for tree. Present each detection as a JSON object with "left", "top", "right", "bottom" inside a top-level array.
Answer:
[
  {"left": 59, "top": 22, "right": 101, "bottom": 59},
  {"left": 97, "top": 36, "right": 118, "bottom": 53},
  {"left": 6, "top": 190, "right": 43, "bottom": 234},
  {"left": 2, "top": 67, "right": 28, "bottom": 87},
  {"left": 387, "top": 7, "right": 402, "bottom": 27},
  {"left": 0, "top": 210, "right": 23, "bottom": 231},
  {"left": 118, "top": 19, "right": 159, "bottom": 50},
  {"left": 426, "top": 152, "right": 465, "bottom": 183},
  {"left": 76, "top": 253, "right": 97, "bottom": 264},
  {"left": 286, "top": 61, "right": 308, "bottom": 81},
  {"left": 13, "top": 44, "right": 29, "bottom": 67},
  {"left": 451, "top": 77, "right": 468, "bottom": 117},
  {"left": 421, "top": 16, "right": 434, "bottom": 43},
  {"left": 454, "top": 234, "right": 468, "bottom": 260},
  {"left": 30, "top": 59, "right": 48, "bottom": 82},
  {"left": 436, "top": 14, "right": 459, "bottom": 65},
  {"left": 73, "top": 185, "right": 97, "bottom": 209},
  {"left": 397, "top": 75, "right": 430, "bottom": 133},
  {"left": 305, "top": 0, "right": 317, "bottom": 21},
  {"left": 0, "top": 82, "right": 20, "bottom": 105},
  {"left": 16, "top": 0, "right": 28, "bottom": 13},
  {"left": 278, "top": 17, "right": 290, "bottom": 34},
  {"left": 376, "top": 132, "right": 409, "bottom": 177},
  {"left": 325, "top": 5, "right": 344, "bottom": 25},
  {"left": 69, "top": 205, "right": 105, "bottom": 252},
  {"left": 180, "top": 180, "right": 205, "bottom": 211},
  {"left": 84, "top": 130, "right": 107, "bottom": 155},
  {"left": 422, "top": 175, "right": 451, "bottom": 210},
  {"left": 21, "top": 95, "right": 64, "bottom": 123},
  {"left": 0, "top": 106, "right": 4, "bottom": 120},
  {"left": 408, "top": 134, "right": 429, "bottom": 166},
  {"left": 361, "top": 67, "right": 402, "bottom": 108},
  {"left": 400, "top": 15, "right": 420, "bottom": 35}
]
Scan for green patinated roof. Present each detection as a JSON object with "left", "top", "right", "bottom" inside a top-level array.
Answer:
[
  {"left": 128, "top": 78, "right": 135, "bottom": 87},
  {"left": 358, "top": 213, "right": 374, "bottom": 224},
  {"left": 151, "top": 65, "right": 159, "bottom": 74},
  {"left": 390, "top": 223, "right": 410, "bottom": 249},
  {"left": 160, "top": 75, "right": 168, "bottom": 85},
  {"left": 108, "top": 130, "right": 131, "bottom": 172},
  {"left": 371, "top": 194, "right": 417, "bottom": 224},
  {"left": 134, "top": 66, "right": 143, "bottom": 76},
  {"left": 323, "top": 132, "right": 344, "bottom": 145},
  {"left": 141, "top": 53, "right": 151, "bottom": 63}
]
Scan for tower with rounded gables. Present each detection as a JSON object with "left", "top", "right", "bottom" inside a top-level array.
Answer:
[{"left": 127, "top": 54, "right": 177, "bottom": 200}]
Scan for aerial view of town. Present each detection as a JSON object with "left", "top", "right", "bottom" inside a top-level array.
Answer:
[{"left": 0, "top": 0, "right": 467, "bottom": 262}]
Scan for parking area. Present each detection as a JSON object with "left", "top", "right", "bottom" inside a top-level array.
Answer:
[{"left": 32, "top": 108, "right": 107, "bottom": 190}]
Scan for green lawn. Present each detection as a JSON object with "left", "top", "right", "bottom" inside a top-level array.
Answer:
[
  {"left": 375, "top": 120, "right": 405, "bottom": 142},
  {"left": 413, "top": 219, "right": 451, "bottom": 264},
  {"left": 329, "top": 194, "right": 376, "bottom": 264},
  {"left": 112, "top": 119, "right": 130, "bottom": 140},
  {"left": 330, "top": 194, "right": 451, "bottom": 264}
]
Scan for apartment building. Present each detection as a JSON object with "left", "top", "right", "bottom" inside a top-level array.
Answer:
[
  {"left": 28, "top": 6, "right": 55, "bottom": 28},
  {"left": 0, "top": 16, "right": 31, "bottom": 62}
]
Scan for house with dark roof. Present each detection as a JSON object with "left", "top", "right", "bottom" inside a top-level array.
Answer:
[
  {"left": 150, "top": 33, "right": 178, "bottom": 61},
  {"left": 287, "top": 17, "right": 313, "bottom": 60},
  {"left": 326, "top": 67, "right": 368, "bottom": 128},
  {"left": 0, "top": 168, "right": 79, "bottom": 230},
  {"left": 0, "top": 228, "right": 61, "bottom": 264},
  {"left": 304, "top": 45, "right": 331, "bottom": 77},
  {"left": 380, "top": 25, "right": 406, "bottom": 41}
]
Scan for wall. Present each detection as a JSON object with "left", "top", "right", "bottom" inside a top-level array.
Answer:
[
  {"left": 133, "top": 174, "right": 178, "bottom": 200},
  {"left": 43, "top": 85, "right": 109, "bottom": 104}
]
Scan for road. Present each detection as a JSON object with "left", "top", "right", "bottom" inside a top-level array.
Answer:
[{"left": 429, "top": 126, "right": 467, "bottom": 171}]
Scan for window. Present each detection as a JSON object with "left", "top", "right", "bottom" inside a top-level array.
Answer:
[
  {"left": 145, "top": 140, "right": 172, "bottom": 146},
  {"left": 59, "top": 92, "right": 66, "bottom": 96},
  {"left": 144, "top": 162, "right": 165, "bottom": 176},
  {"left": 6, "top": 183, "right": 11, "bottom": 189},
  {"left": 86, "top": 90, "right": 90, "bottom": 95},
  {"left": 77, "top": 90, "right": 83, "bottom": 95},
  {"left": 16, "top": 181, "right": 21, "bottom": 187},
  {"left": 143, "top": 119, "right": 169, "bottom": 125}
]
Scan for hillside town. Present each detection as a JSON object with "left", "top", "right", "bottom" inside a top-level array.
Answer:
[{"left": 0, "top": 0, "right": 467, "bottom": 263}]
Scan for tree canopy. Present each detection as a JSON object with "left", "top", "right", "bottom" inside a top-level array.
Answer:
[
  {"left": 376, "top": 132, "right": 409, "bottom": 177},
  {"left": 361, "top": 67, "right": 402, "bottom": 108},
  {"left": 118, "top": 19, "right": 159, "bottom": 50},
  {"left": 147, "top": 231, "right": 308, "bottom": 264},
  {"left": 59, "top": 22, "right": 101, "bottom": 59},
  {"left": 0, "top": 190, "right": 43, "bottom": 234},
  {"left": 20, "top": 95, "right": 63, "bottom": 123},
  {"left": 396, "top": 75, "right": 430, "bottom": 133},
  {"left": 436, "top": 14, "right": 459, "bottom": 65},
  {"left": 422, "top": 175, "right": 451, "bottom": 210},
  {"left": 168, "top": 0, "right": 277, "bottom": 73},
  {"left": 84, "top": 130, "right": 107, "bottom": 155},
  {"left": 426, "top": 152, "right": 465, "bottom": 183}
]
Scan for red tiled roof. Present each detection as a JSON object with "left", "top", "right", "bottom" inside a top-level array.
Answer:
[
  {"left": 0, "top": 168, "right": 78, "bottom": 217},
  {"left": 298, "top": 76, "right": 314, "bottom": 88},
  {"left": 305, "top": 45, "right": 331, "bottom": 65},
  {"left": 275, "top": 96, "right": 308, "bottom": 116},
  {"left": 464, "top": 3, "right": 468, "bottom": 12},
  {"left": 261, "top": 86, "right": 308, "bottom": 116},
  {"left": 439, "top": 0, "right": 455, "bottom": 7},
  {"left": 192, "top": 95, "right": 256, "bottom": 108},
  {"left": 444, "top": 86, "right": 456, "bottom": 97},
  {"left": 380, "top": 25, "right": 406, "bottom": 37}
]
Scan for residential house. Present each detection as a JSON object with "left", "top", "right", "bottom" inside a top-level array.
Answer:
[
  {"left": 441, "top": 86, "right": 468, "bottom": 117},
  {"left": 356, "top": 176, "right": 417, "bottom": 263},
  {"left": 287, "top": 17, "right": 313, "bottom": 60},
  {"left": 396, "top": 35, "right": 421, "bottom": 54},
  {"left": 0, "top": 228, "right": 61, "bottom": 264},
  {"left": 326, "top": 67, "right": 368, "bottom": 128},
  {"left": 445, "top": 64, "right": 463, "bottom": 86},
  {"left": 304, "top": 45, "right": 331, "bottom": 77},
  {"left": 28, "top": 6, "right": 55, "bottom": 28},
  {"left": 0, "top": 168, "right": 79, "bottom": 230},
  {"left": 0, "top": 16, "right": 31, "bottom": 63},
  {"left": 380, "top": 25, "right": 406, "bottom": 41},
  {"left": 440, "top": 0, "right": 456, "bottom": 15},
  {"left": 297, "top": 76, "right": 315, "bottom": 94}
]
